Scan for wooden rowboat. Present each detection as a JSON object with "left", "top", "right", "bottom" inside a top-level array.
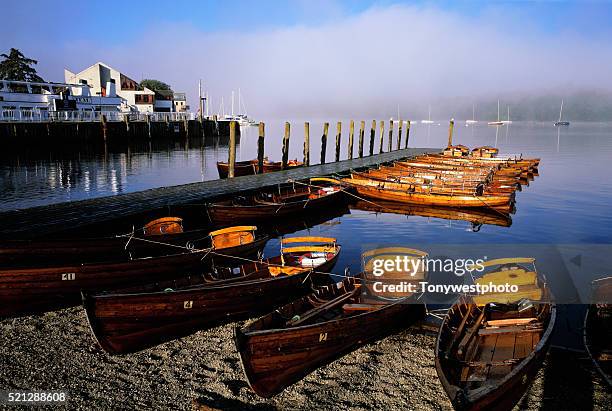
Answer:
[
  {"left": 236, "top": 274, "right": 426, "bottom": 397},
  {"left": 206, "top": 181, "right": 345, "bottom": 225},
  {"left": 0, "top": 217, "right": 270, "bottom": 267},
  {"left": 340, "top": 177, "right": 514, "bottom": 211},
  {"left": 584, "top": 276, "right": 612, "bottom": 387},
  {"left": 217, "top": 159, "right": 302, "bottom": 178},
  {"left": 0, "top": 226, "right": 268, "bottom": 318},
  {"left": 435, "top": 258, "right": 556, "bottom": 411},
  {"left": 235, "top": 248, "right": 427, "bottom": 397},
  {"left": 83, "top": 236, "right": 340, "bottom": 354}
]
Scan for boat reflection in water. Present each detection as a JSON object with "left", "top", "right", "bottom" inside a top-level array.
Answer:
[{"left": 350, "top": 199, "right": 512, "bottom": 231}]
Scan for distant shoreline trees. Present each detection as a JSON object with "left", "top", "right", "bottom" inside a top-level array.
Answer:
[{"left": 0, "top": 48, "right": 44, "bottom": 82}]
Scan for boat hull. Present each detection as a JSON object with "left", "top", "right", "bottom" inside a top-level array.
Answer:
[
  {"left": 235, "top": 290, "right": 425, "bottom": 398},
  {"left": 84, "top": 271, "right": 314, "bottom": 354},
  {"left": 207, "top": 189, "right": 345, "bottom": 225},
  {"left": 0, "top": 237, "right": 268, "bottom": 318}
]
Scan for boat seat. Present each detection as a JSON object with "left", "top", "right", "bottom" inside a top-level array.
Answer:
[
  {"left": 342, "top": 303, "right": 381, "bottom": 313},
  {"left": 478, "top": 325, "right": 543, "bottom": 336}
]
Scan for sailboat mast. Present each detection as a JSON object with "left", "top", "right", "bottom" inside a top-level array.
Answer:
[
  {"left": 507, "top": 106, "right": 510, "bottom": 121},
  {"left": 472, "top": 103, "right": 475, "bottom": 121},
  {"left": 231, "top": 91, "right": 235, "bottom": 117},
  {"left": 238, "top": 88, "right": 241, "bottom": 115},
  {"left": 497, "top": 100, "right": 500, "bottom": 121},
  {"left": 428, "top": 105, "right": 431, "bottom": 121},
  {"left": 559, "top": 99, "right": 564, "bottom": 122}
]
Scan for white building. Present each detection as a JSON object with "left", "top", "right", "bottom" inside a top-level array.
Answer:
[{"left": 64, "top": 62, "right": 186, "bottom": 113}]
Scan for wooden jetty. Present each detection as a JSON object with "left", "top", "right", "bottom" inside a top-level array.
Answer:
[
  {"left": 0, "top": 120, "right": 441, "bottom": 239},
  {"left": 0, "top": 115, "right": 237, "bottom": 144}
]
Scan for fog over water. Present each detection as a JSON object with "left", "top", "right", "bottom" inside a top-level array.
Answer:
[{"left": 6, "top": 3, "right": 612, "bottom": 120}]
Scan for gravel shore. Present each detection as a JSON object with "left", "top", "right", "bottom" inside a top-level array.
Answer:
[{"left": 1, "top": 307, "right": 610, "bottom": 410}]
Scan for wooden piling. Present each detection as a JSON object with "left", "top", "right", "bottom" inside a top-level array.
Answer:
[
  {"left": 379, "top": 120, "right": 385, "bottom": 154},
  {"left": 358, "top": 121, "right": 365, "bottom": 157},
  {"left": 405, "top": 120, "right": 411, "bottom": 149},
  {"left": 183, "top": 118, "right": 189, "bottom": 138},
  {"left": 447, "top": 118, "right": 455, "bottom": 147},
  {"left": 348, "top": 120, "right": 355, "bottom": 160},
  {"left": 369, "top": 120, "right": 376, "bottom": 156},
  {"left": 397, "top": 119, "right": 403, "bottom": 150},
  {"left": 335, "top": 122, "right": 342, "bottom": 162},
  {"left": 320, "top": 122, "right": 329, "bottom": 164},
  {"left": 388, "top": 119, "right": 394, "bottom": 152},
  {"left": 124, "top": 114, "right": 130, "bottom": 134},
  {"left": 257, "top": 122, "right": 265, "bottom": 174},
  {"left": 228, "top": 121, "right": 237, "bottom": 178},
  {"left": 282, "top": 122, "right": 290, "bottom": 169},
  {"left": 101, "top": 114, "right": 108, "bottom": 141},
  {"left": 146, "top": 114, "right": 152, "bottom": 139},
  {"left": 303, "top": 122, "right": 310, "bottom": 166}
]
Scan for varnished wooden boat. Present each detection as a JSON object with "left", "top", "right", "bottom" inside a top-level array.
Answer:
[
  {"left": 350, "top": 199, "right": 512, "bottom": 228},
  {"left": 0, "top": 226, "right": 268, "bottom": 318},
  {"left": 83, "top": 236, "right": 340, "bottom": 354},
  {"left": 444, "top": 145, "right": 471, "bottom": 157},
  {"left": 584, "top": 276, "right": 612, "bottom": 387},
  {"left": 471, "top": 146, "right": 499, "bottom": 158},
  {"left": 436, "top": 258, "right": 556, "bottom": 411},
  {"left": 0, "top": 217, "right": 270, "bottom": 267},
  {"left": 206, "top": 181, "right": 345, "bottom": 225},
  {"left": 353, "top": 170, "right": 518, "bottom": 195},
  {"left": 340, "top": 176, "right": 514, "bottom": 211},
  {"left": 217, "top": 159, "right": 302, "bottom": 178},
  {"left": 236, "top": 267, "right": 426, "bottom": 397}
]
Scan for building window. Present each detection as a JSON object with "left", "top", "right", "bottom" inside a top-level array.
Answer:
[{"left": 135, "top": 94, "right": 154, "bottom": 104}]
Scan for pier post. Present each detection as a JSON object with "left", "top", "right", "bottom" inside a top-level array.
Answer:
[
  {"left": 184, "top": 118, "right": 189, "bottom": 138},
  {"left": 124, "top": 113, "right": 130, "bottom": 134},
  {"left": 405, "top": 120, "right": 411, "bottom": 149},
  {"left": 146, "top": 114, "right": 152, "bottom": 139},
  {"left": 320, "top": 122, "right": 329, "bottom": 164},
  {"left": 258, "top": 122, "right": 265, "bottom": 174},
  {"left": 369, "top": 120, "right": 376, "bottom": 156},
  {"left": 335, "top": 122, "right": 342, "bottom": 162},
  {"left": 379, "top": 120, "right": 385, "bottom": 153},
  {"left": 101, "top": 114, "right": 108, "bottom": 141},
  {"left": 303, "top": 122, "right": 310, "bottom": 166},
  {"left": 447, "top": 118, "right": 455, "bottom": 147},
  {"left": 348, "top": 120, "right": 355, "bottom": 160},
  {"left": 282, "top": 122, "right": 290, "bottom": 169},
  {"left": 388, "top": 119, "right": 394, "bottom": 152},
  {"left": 397, "top": 119, "right": 403, "bottom": 150},
  {"left": 228, "top": 121, "right": 237, "bottom": 178},
  {"left": 358, "top": 121, "right": 365, "bottom": 157}
]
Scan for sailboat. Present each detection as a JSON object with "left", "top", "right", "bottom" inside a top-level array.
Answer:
[
  {"left": 488, "top": 100, "right": 504, "bottom": 126},
  {"left": 465, "top": 104, "right": 478, "bottom": 125},
  {"left": 501, "top": 106, "right": 512, "bottom": 125},
  {"left": 554, "top": 99, "right": 570, "bottom": 126},
  {"left": 222, "top": 89, "right": 258, "bottom": 126},
  {"left": 421, "top": 105, "right": 435, "bottom": 124}
]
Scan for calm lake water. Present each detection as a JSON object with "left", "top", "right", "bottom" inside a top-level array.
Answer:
[{"left": 1, "top": 120, "right": 611, "bottom": 347}]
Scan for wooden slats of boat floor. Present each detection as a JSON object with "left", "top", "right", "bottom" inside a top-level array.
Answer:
[{"left": 461, "top": 325, "right": 543, "bottom": 385}]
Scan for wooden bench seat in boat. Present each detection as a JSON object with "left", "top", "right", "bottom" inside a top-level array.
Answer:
[{"left": 342, "top": 303, "right": 382, "bottom": 312}]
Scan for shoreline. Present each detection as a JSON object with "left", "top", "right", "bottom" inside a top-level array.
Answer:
[{"left": 1, "top": 306, "right": 610, "bottom": 410}]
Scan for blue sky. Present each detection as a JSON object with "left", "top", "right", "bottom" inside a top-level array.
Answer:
[
  {"left": 3, "top": 1, "right": 612, "bottom": 118},
  {"left": 5, "top": 1, "right": 612, "bottom": 48}
]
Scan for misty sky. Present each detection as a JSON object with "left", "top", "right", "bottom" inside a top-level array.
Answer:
[{"left": 3, "top": 0, "right": 612, "bottom": 119}]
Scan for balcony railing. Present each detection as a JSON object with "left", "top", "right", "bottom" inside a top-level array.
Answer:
[{"left": 0, "top": 110, "right": 196, "bottom": 123}]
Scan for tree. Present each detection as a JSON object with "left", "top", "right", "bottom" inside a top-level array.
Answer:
[
  {"left": 140, "top": 79, "right": 172, "bottom": 91},
  {"left": 0, "top": 48, "right": 44, "bottom": 82}
]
